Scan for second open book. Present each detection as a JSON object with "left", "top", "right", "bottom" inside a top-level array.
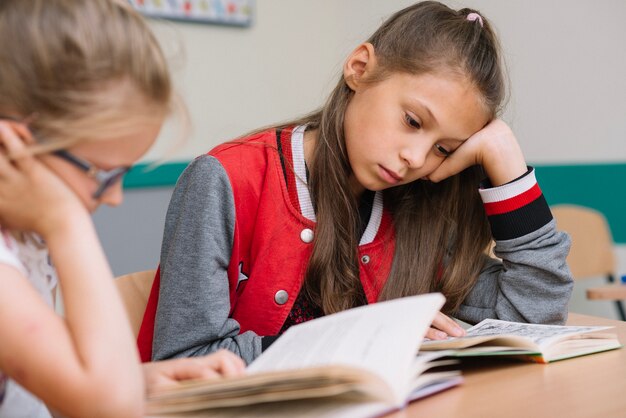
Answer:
[
  {"left": 420, "top": 318, "right": 622, "bottom": 363},
  {"left": 146, "top": 293, "right": 458, "bottom": 417}
]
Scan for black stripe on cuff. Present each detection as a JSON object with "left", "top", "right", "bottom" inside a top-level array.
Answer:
[{"left": 488, "top": 194, "right": 553, "bottom": 240}]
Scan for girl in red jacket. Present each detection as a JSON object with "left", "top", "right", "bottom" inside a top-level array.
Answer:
[{"left": 141, "top": 1, "right": 573, "bottom": 364}]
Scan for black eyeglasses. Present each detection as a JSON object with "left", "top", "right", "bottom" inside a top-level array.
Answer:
[
  {"left": 53, "top": 150, "right": 131, "bottom": 199},
  {"left": 0, "top": 114, "right": 131, "bottom": 199}
]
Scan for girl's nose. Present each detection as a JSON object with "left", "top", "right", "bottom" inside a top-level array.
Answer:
[
  {"left": 399, "top": 140, "right": 430, "bottom": 169},
  {"left": 99, "top": 182, "right": 124, "bottom": 207}
]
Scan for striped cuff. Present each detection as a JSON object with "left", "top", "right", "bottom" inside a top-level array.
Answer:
[{"left": 479, "top": 168, "right": 553, "bottom": 240}]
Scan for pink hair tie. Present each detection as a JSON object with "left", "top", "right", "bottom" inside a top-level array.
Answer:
[{"left": 466, "top": 12, "right": 484, "bottom": 27}]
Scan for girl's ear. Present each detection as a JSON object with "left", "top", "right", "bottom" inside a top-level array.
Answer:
[{"left": 343, "top": 43, "right": 377, "bottom": 91}]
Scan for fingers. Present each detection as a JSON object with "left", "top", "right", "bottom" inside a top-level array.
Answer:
[
  {"left": 154, "top": 350, "right": 246, "bottom": 384},
  {"left": 428, "top": 138, "right": 481, "bottom": 183},
  {"left": 203, "top": 350, "right": 246, "bottom": 378},
  {"left": 0, "top": 122, "right": 35, "bottom": 171},
  {"left": 143, "top": 351, "right": 247, "bottom": 396},
  {"left": 429, "top": 312, "right": 466, "bottom": 339},
  {"left": 9, "top": 122, "right": 35, "bottom": 145},
  {"left": 168, "top": 359, "right": 221, "bottom": 382},
  {"left": 180, "top": 350, "right": 246, "bottom": 381},
  {"left": 425, "top": 327, "right": 449, "bottom": 340},
  {"left": 427, "top": 118, "right": 526, "bottom": 184},
  {"left": 427, "top": 155, "right": 471, "bottom": 183},
  {"left": 0, "top": 125, "right": 21, "bottom": 178}
]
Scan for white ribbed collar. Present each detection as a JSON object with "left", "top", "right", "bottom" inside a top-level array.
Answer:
[{"left": 290, "top": 126, "right": 383, "bottom": 245}]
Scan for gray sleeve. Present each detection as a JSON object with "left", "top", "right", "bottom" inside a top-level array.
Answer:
[
  {"left": 152, "top": 155, "right": 263, "bottom": 364},
  {"left": 457, "top": 220, "right": 573, "bottom": 325}
]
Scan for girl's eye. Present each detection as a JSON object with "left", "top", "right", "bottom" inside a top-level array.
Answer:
[
  {"left": 404, "top": 114, "right": 421, "bottom": 129},
  {"left": 434, "top": 143, "right": 451, "bottom": 157}
]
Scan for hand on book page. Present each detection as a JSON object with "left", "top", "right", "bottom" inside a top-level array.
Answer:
[
  {"left": 146, "top": 293, "right": 464, "bottom": 416},
  {"left": 420, "top": 318, "right": 622, "bottom": 363}
]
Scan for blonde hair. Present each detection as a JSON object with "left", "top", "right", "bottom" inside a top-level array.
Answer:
[{"left": 0, "top": 0, "right": 174, "bottom": 151}]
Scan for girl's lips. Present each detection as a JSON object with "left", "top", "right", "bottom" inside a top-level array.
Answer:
[{"left": 379, "top": 165, "right": 403, "bottom": 184}]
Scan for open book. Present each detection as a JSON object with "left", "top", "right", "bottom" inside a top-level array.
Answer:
[
  {"left": 420, "top": 318, "right": 622, "bottom": 363},
  {"left": 146, "top": 293, "right": 461, "bottom": 417}
]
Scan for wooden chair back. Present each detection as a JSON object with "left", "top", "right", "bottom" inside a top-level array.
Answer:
[
  {"left": 115, "top": 269, "right": 156, "bottom": 338},
  {"left": 551, "top": 204, "right": 616, "bottom": 280}
]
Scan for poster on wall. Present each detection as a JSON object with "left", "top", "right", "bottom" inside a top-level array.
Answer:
[{"left": 128, "top": 0, "right": 254, "bottom": 27}]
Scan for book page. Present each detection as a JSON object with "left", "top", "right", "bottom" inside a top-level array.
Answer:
[
  {"left": 148, "top": 376, "right": 463, "bottom": 418},
  {"left": 146, "top": 366, "right": 389, "bottom": 414},
  {"left": 421, "top": 319, "right": 613, "bottom": 351},
  {"left": 247, "top": 293, "right": 445, "bottom": 404},
  {"left": 543, "top": 335, "right": 622, "bottom": 361},
  {"left": 464, "top": 319, "right": 612, "bottom": 348}
]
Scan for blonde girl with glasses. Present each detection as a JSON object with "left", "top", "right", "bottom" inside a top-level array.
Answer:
[{"left": 0, "top": 1, "right": 244, "bottom": 417}]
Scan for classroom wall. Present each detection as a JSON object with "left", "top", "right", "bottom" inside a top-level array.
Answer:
[
  {"left": 96, "top": 0, "right": 626, "bottom": 320},
  {"left": 144, "top": 0, "right": 626, "bottom": 164}
]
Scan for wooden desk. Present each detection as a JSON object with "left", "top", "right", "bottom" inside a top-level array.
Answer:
[
  {"left": 385, "top": 313, "right": 626, "bottom": 418},
  {"left": 587, "top": 285, "right": 626, "bottom": 300}
]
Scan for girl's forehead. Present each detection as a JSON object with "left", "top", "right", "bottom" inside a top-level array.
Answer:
[
  {"left": 417, "top": 74, "right": 487, "bottom": 111},
  {"left": 67, "top": 120, "right": 163, "bottom": 168},
  {"left": 387, "top": 72, "right": 490, "bottom": 132}
]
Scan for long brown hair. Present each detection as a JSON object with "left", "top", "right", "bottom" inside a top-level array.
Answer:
[
  {"left": 0, "top": 0, "right": 175, "bottom": 152},
  {"left": 261, "top": 1, "right": 505, "bottom": 314}
]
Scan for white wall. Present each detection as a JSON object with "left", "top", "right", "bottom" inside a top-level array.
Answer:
[
  {"left": 146, "top": 0, "right": 626, "bottom": 164},
  {"left": 146, "top": 0, "right": 416, "bottom": 160},
  {"left": 459, "top": 0, "right": 626, "bottom": 164}
]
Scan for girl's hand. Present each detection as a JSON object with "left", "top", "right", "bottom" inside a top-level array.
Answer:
[
  {"left": 428, "top": 119, "right": 528, "bottom": 186},
  {"left": 143, "top": 350, "right": 246, "bottom": 396},
  {"left": 0, "top": 120, "right": 85, "bottom": 237},
  {"left": 426, "top": 312, "right": 466, "bottom": 340}
]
